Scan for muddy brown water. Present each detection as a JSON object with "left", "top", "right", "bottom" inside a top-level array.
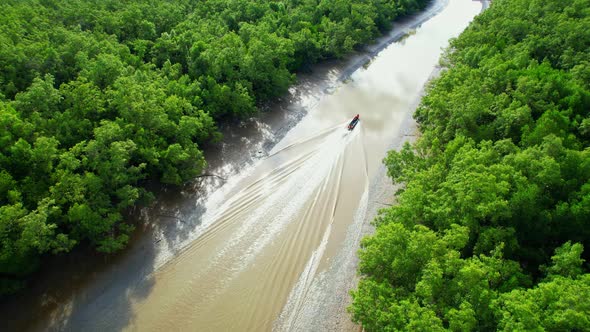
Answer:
[{"left": 0, "top": 0, "right": 482, "bottom": 330}]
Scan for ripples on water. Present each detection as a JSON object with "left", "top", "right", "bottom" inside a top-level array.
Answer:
[{"left": 121, "top": 123, "right": 369, "bottom": 331}]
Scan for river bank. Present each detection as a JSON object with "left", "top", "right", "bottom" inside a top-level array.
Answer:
[{"left": 311, "top": 1, "right": 488, "bottom": 331}]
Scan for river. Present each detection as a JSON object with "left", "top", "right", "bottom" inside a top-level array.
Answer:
[{"left": 0, "top": 0, "right": 482, "bottom": 330}]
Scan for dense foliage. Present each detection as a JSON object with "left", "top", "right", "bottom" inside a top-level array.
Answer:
[
  {"left": 0, "top": 0, "right": 430, "bottom": 293},
  {"left": 350, "top": 0, "right": 590, "bottom": 330}
]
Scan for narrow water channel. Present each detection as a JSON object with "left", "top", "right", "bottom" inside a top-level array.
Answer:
[{"left": 2, "top": 0, "right": 482, "bottom": 331}]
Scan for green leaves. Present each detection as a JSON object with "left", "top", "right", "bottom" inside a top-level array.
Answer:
[
  {"left": 384, "top": 141, "right": 427, "bottom": 183},
  {"left": 543, "top": 241, "right": 585, "bottom": 279},
  {"left": 494, "top": 275, "right": 590, "bottom": 331},
  {"left": 351, "top": 221, "right": 526, "bottom": 331}
]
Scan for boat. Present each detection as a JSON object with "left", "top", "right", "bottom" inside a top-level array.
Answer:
[{"left": 347, "top": 114, "right": 360, "bottom": 130}]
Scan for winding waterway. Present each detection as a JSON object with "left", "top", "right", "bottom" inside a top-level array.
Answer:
[{"left": 0, "top": 0, "right": 482, "bottom": 330}]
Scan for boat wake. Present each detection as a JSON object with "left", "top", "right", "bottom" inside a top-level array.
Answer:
[{"left": 120, "top": 122, "right": 369, "bottom": 331}]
